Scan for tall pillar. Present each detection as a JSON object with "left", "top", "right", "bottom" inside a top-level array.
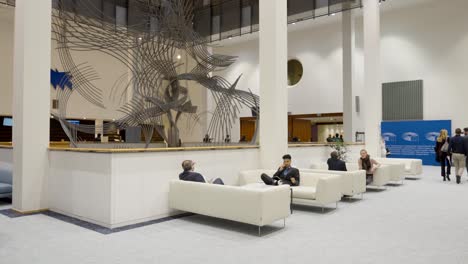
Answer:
[
  {"left": 363, "top": 0, "right": 382, "bottom": 156},
  {"left": 342, "top": 9, "right": 355, "bottom": 143},
  {"left": 259, "top": 0, "right": 288, "bottom": 169},
  {"left": 12, "top": 0, "right": 52, "bottom": 212}
]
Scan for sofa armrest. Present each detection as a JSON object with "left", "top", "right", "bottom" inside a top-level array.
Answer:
[
  {"left": 409, "top": 159, "right": 423, "bottom": 175},
  {"left": 314, "top": 174, "right": 342, "bottom": 205},
  {"left": 372, "top": 165, "right": 391, "bottom": 187},
  {"left": 259, "top": 185, "right": 291, "bottom": 226},
  {"left": 352, "top": 170, "right": 367, "bottom": 194}
]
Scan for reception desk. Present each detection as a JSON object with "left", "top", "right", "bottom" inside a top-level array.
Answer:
[{"left": 1, "top": 143, "right": 364, "bottom": 228}]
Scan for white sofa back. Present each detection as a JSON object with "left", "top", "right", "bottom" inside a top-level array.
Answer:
[
  {"left": 169, "top": 180, "right": 290, "bottom": 227},
  {"left": 374, "top": 158, "right": 423, "bottom": 176},
  {"left": 301, "top": 169, "right": 366, "bottom": 196}
]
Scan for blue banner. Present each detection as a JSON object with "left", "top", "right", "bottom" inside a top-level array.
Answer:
[{"left": 381, "top": 120, "right": 452, "bottom": 166}]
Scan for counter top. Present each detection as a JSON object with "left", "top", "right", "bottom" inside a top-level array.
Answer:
[
  {"left": 48, "top": 145, "right": 260, "bottom": 153},
  {"left": 1, "top": 142, "right": 365, "bottom": 153}
]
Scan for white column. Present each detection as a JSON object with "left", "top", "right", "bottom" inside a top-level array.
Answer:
[
  {"left": 363, "top": 0, "right": 382, "bottom": 156},
  {"left": 259, "top": 0, "right": 288, "bottom": 168},
  {"left": 342, "top": 9, "right": 355, "bottom": 143},
  {"left": 12, "top": 0, "right": 52, "bottom": 212}
]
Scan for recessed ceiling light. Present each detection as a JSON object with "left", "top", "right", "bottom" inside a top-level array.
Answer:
[
  {"left": 176, "top": 54, "right": 181, "bottom": 60},
  {"left": 292, "top": 22, "right": 296, "bottom": 25},
  {"left": 229, "top": 37, "right": 232, "bottom": 40},
  {"left": 331, "top": 13, "right": 336, "bottom": 16}
]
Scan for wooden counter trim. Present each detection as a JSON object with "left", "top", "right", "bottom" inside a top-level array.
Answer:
[
  {"left": 288, "top": 142, "right": 365, "bottom": 148},
  {"left": 48, "top": 142, "right": 365, "bottom": 153},
  {"left": 0, "top": 144, "right": 13, "bottom": 149},
  {"left": 48, "top": 145, "right": 260, "bottom": 153}
]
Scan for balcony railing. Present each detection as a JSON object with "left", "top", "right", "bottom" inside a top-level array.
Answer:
[
  {"left": 194, "top": 0, "right": 364, "bottom": 42},
  {"left": 2, "top": 0, "right": 391, "bottom": 43}
]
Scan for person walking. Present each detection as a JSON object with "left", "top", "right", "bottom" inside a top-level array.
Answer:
[
  {"left": 435, "top": 129, "right": 451, "bottom": 181},
  {"left": 464, "top": 128, "right": 468, "bottom": 177},
  {"left": 448, "top": 128, "right": 466, "bottom": 184}
]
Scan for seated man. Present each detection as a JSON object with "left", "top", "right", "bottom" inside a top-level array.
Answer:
[
  {"left": 327, "top": 151, "right": 347, "bottom": 171},
  {"left": 261, "top": 154, "right": 300, "bottom": 186},
  {"left": 179, "top": 160, "right": 224, "bottom": 185}
]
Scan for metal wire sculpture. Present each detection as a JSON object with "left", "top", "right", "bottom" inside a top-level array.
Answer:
[{"left": 51, "top": 0, "right": 259, "bottom": 148}]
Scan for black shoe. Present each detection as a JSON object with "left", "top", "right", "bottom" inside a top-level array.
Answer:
[
  {"left": 456, "top": 176, "right": 461, "bottom": 184},
  {"left": 447, "top": 175, "right": 451, "bottom": 181},
  {"left": 261, "top": 173, "right": 274, "bottom": 185},
  {"left": 443, "top": 176, "right": 446, "bottom": 181}
]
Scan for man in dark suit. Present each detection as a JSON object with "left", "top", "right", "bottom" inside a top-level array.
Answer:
[
  {"left": 327, "top": 151, "right": 347, "bottom": 171},
  {"left": 261, "top": 154, "right": 300, "bottom": 186},
  {"left": 179, "top": 160, "right": 224, "bottom": 185},
  {"left": 464, "top": 128, "right": 468, "bottom": 176}
]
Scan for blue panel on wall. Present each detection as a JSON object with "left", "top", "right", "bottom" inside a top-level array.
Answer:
[
  {"left": 381, "top": 120, "right": 452, "bottom": 166},
  {"left": 51, "top": 69, "right": 73, "bottom": 90}
]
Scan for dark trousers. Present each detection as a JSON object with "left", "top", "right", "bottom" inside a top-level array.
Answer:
[
  {"left": 212, "top": 178, "right": 224, "bottom": 185},
  {"left": 366, "top": 174, "right": 373, "bottom": 185},
  {"left": 261, "top": 173, "right": 279, "bottom": 185},
  {"left": 440, "top": 152, "right": 451, "bottom": 177}
]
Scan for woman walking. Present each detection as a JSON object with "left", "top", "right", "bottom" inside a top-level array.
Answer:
[{"left": 435, "top": 129, "right": 451, "bottom": 181}]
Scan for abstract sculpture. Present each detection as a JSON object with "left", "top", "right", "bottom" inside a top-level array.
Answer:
[{"left": 51, "top": 0, "right": 259, "bottom": 147}]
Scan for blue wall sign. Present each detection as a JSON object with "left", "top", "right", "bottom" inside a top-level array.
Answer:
[
  {"left": 381, "top": 120, "right": 452, "bottom": 166},
  {"left": 51, "top": 69, "right": 73, "bottom": 90}
]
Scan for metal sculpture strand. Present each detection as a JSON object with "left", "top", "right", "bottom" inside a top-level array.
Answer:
[{"left": 52, "top": 0, "right": 259, "bottom": 148}]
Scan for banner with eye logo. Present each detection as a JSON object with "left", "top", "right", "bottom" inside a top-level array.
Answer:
[{"left": 381, "top": 120, "right": 452, "bottom": 165}]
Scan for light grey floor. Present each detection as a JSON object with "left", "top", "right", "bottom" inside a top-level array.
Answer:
[{"left": 1, "top": 166, "right": 468, "bottom": 264}]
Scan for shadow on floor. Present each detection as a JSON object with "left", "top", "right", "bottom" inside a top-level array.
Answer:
[
  {"left": 178, "top": 214, "right": 286, "bottom": 237},
  {"left": 291, "top": 204, "right": 337, "bottom": 214},
  {"left": 340, "top": 197, "right": 363, "bottom": 203},
  {"left": 366, "top": 187, "right": 387, "bottom": 192}
]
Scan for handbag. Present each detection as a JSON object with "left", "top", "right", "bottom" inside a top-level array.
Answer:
[{"left": 441, "top": 138, "right": 449, "bottom": 153}]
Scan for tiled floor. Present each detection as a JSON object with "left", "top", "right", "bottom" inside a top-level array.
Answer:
[{"left": 1, "top": 166, "right": 468, "bottom": 264}]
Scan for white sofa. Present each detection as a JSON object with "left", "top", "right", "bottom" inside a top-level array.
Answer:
[
  {"left": 238, "top": 170, "right": 342, "bottom": 212},
  {"left": 374, "top": 158, "right": 423, "bottom": 178},
  {"left": 169, "top": 180, "right": 290, "bottom": 234},
  {"left": 300, "top": 168, "right": 366, "bottom": 198},
  {"left": 310, "top": 162, "right": 391, "bottom": 188},
  {"left": 345, "top": 163, "right": 392, "bottom": 188}
]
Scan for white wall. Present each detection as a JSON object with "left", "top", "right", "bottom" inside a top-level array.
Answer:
[
  {"left": 213, "top": 0, "right": 468, "bottom": 140},
  {"left": 377, "top": 0, "right": 468, "bottom": 131},
  {"left": 0, "top": 7, "right": 14, "bottom": 116}
]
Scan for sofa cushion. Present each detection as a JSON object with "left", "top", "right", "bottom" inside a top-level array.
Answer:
[
  {"left": 292, "top": 186, "right": 316, "bottom": 200},
  {"left": 0, "top": 183, "right": 12, "bottom": 194},
  {"left": 0, "top": 162, "right": 13, "bottom": 184},
  {"left": 241, "top": 183, "right": 272, "bottom": 190}
]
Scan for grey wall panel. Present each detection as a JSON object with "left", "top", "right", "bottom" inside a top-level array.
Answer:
[{"left": 382, "top": 80, "right": 423, "bottom": 121}]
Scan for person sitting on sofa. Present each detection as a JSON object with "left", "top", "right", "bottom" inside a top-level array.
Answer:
[
  {"left": 358, "top": 149, "right": 380, "bottom": 185},
  {"left": 260, "top": 154, "right": 300, "bottom": 186},
  {"left": 179, "top": 160, "right": 224, "bottom": 185},
  {"left": 327, "top": 151, "right": 347, "bottom": 171}
]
